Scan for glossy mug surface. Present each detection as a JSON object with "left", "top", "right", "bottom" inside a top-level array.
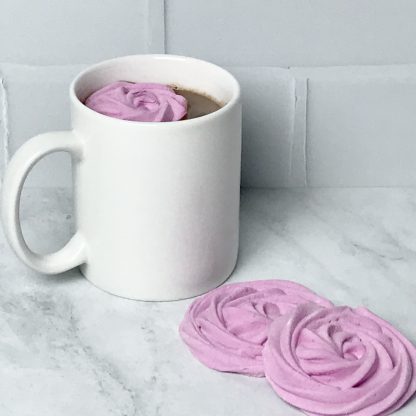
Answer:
[{"left": 1, "top": 55, "right": 242, "bottom": 301}]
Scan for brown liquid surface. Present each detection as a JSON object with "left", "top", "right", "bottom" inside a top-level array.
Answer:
[{"left": 174, "top": 88, "right": 222, "bottom": 119}]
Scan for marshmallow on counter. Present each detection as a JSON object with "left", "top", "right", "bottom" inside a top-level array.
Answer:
[
  {"left": 263, "top": 304, "right": 416, "bottom": 416},
  {"left": 179, "top": 280, "right": 333, "bottom": 377}
]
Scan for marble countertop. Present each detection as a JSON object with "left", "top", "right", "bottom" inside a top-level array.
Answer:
[{"left": 1, "top": 187, "right": 415, "bottom": 416}]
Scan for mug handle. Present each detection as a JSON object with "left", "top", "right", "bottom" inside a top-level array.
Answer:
[{"left": 1, "top": 131, "right": 87, "bottom": 274}]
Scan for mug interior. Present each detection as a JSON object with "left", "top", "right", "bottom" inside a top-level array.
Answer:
[{"left": 72, "top": 55, "right": 239, "bottom": 110}]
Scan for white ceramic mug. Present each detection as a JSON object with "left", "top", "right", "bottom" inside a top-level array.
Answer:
[{"left": 1, "top": 55, "right": 242, "bottom": 301}]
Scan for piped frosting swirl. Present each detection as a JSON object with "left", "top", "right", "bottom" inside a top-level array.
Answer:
[
  {"left": 84, "top": 81, "right": 187, "bottom": 122},
  {"left": 179, "top": 280, "right": 333, "bottom": 377},
  {"left": 263, "top": 304, "right": 416, "bottom": 416}
]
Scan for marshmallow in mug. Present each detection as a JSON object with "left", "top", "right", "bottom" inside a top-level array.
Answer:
[{"left": 84, "top": 81, "right": 188, "bottom": 122}]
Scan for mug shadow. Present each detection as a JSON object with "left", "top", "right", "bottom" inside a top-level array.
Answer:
[
  {"left": 234, "top": 187, "right": 287, "bottom": 273},
  {"left": 35, "top": 267, "right": 84, "bottom": 285}
]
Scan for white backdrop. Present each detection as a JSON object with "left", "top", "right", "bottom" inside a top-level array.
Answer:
[{"left": 1, "top": 0, "right": 416, "bottom": 187}]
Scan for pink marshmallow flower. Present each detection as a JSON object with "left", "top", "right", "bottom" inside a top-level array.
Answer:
[
  {"left": 84, "top": 81, "right": 187, "bottom": 122},
  {"left": 263, "top": 304, "right": 416, "bottom": 416},
  {"left": 180, "top": 280, "right": 333, "bottom": 377}
]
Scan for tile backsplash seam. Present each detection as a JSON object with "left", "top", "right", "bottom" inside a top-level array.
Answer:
[
  {"left": 0, "top": 77, "right": 10, "bottom": 172},
  {"left": 304, "top": 77, "right": 310, "bottom": 187},
  {"left": 290, "top": 74, "right": 308, "bottom": 187},
  {"left": 145, "top": 0, "right": 166, "bottom": 53}
]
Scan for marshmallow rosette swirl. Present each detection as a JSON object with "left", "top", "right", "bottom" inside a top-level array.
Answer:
[
  {"left": 179, "top": 280, "right": 333, "bottom": 377},
  {"left": 263, "top": 304, "right": 416, "bottom": 416},
  {"left": 84, "top": 81, "right": 187, "bottom": 122}
]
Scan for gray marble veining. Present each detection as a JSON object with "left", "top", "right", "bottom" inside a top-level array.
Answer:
[{"left": 1, "top": 187, "right": 415, "bottom": 415}]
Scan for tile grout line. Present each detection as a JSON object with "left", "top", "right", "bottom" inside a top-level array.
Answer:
[
  {"left": 162, "top": 0, "right": 166, "bottom": 53},
  {"left": 146, "top": 0, "right": 166, "bottom": 53},
  {"left": 288, "top": 76, "right": 296, "bottom": 185},
  {"left": 289, "top": 72, "right": 308, "bottom": 187},
  {"left": 304, "top": 77, "right": 309, "bottom": 187},
  {"left": 0, "top": 77, "right": 10, "bottom": 175}
]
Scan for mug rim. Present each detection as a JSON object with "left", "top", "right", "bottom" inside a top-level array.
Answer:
[{"left": 70, "top": 54, "right": 241, "bottom": 127}]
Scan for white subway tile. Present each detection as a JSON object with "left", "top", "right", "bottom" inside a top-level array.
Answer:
[
  {"left": 2, "top": 64, "right": 295, "bottom": 188},
  {"left": 228, "top": 67, "right": 295, "bottom": 187},
  {"left": 3, "top": 64, "right": 296, "bottom": 189},
  {"left": 299, "top": 65, "right": 416, "bottom": 186},
  {"left": 2, "top": 64, "right": 86, "bottom": 187},
  {"left": 166, "top": 0, "right": 416, "bottom": 67},
  {"left": 0, "top": 0, "right": 150, "bottom": 65},
  {"left": 5, "top": 63, "right": 416, "bottom": 189}
]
